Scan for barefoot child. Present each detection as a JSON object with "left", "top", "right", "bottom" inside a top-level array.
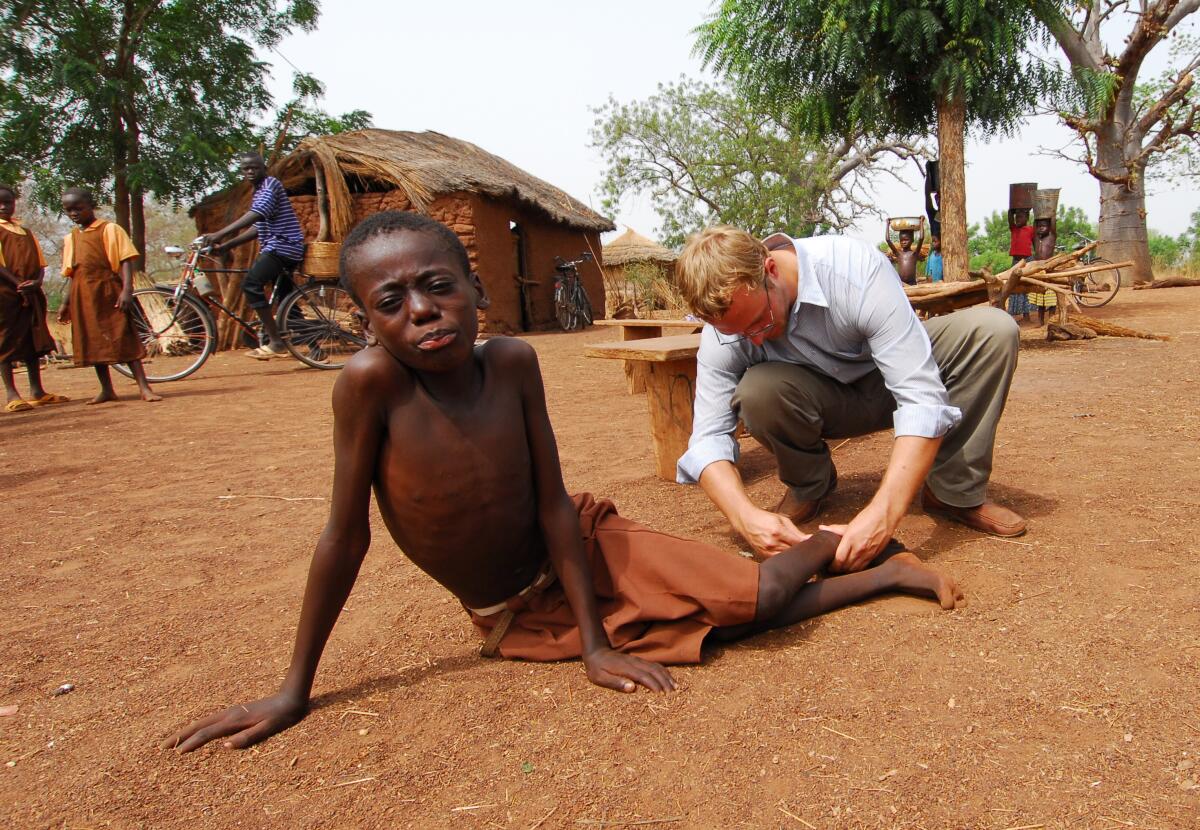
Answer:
[
  {"left": 885, "top": 219, "right": 925, "bottom": 285},
  {"left": 57, "top": 188, "right": 160, "bottom": 404},
  {"left": 1007, "top": 208, "right": 1034, "bottom": 320},
  {"left": 164, "top": 212, "right": 963, "bottom": 753},
  {"left": 0, "top": 185, "right": 67, "bottom": 412},
  {"left": 1027, "top": 216, "right": 1058, "bottom": 324}
]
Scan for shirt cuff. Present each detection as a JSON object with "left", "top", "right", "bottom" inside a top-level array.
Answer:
[
  {"left": 676, "top": 433, "right": 741, "bottom": 484},
  {"left": 892, "top": 403, "right": 963, "bottom": 439}
]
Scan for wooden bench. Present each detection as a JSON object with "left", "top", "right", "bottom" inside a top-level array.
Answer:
[
  {"left": 585, "top": 334, "right": 701, "bottom": 481},
  {"left": 591, "top": 319, "right": 703, "bottom": 393}
]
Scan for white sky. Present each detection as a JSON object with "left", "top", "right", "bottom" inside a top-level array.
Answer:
[{"left": 263, "top": 0, "right": 1198, "bottom": 245}]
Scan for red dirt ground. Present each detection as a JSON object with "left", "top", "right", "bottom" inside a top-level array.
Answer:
[{"left": 2, "top": 288, "right": 1199, "bottom": 829}]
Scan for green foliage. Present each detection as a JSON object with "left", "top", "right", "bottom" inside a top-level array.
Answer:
[
  {"left": 695, "top": 0, "right": 1055, "bottom": 143},
  {"left": 1147, "top": 229, "right": 1185, "bottom": 271},
  {"left": 0, "top": 1, "right": 344, "bottom": 213},
  {"left": 966, "top": 203, "right": 1098, "bottom": 271},
  {"left": 591, "top": 77, "right": 918, "bottom": 246}
]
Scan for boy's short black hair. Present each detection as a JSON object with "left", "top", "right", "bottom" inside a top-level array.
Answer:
[
  {"left": 62, "top": 186, "right": 96, "bottom": 205},
  {"left": 239, "top": 151, "right": 265, "bottom": 164},
  {"left": 0, "top": 183, "right": 17, "bottom": 199},
  {"left": 339, "top": 211, "right": 471, "bottom": 303}
]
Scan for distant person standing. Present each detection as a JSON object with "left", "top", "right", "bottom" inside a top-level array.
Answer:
[
  {"left": 885, "top": 219, "right": 925, "bottom": 286},
  {"left": 201, "top": 153, "right": 306, "bottom": 359},
  {"left": 926, "top": 235, "right": 944, "bottom": 283},
  {"left": 1028, "top": 215, "right": 1058, "bottom": 325},
  {"left": 1007, "top": 208, "right": 1034, "bottom": 321}
]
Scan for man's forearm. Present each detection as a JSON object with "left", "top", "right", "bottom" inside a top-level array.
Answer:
[
  {"left": 871, "top": 435, "right": 942, "bottom": 529},
  {"left": 213, "top": 210, "right": 262, "bottom": 241},
  {"left": 699, "top": 460, "right": 754, "bottom": 529},
  {"left": 219, "top": 228, "right": 258, "bottom": 252}
]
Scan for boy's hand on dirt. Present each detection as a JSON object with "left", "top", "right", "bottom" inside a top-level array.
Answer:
[
  {"left": 116, "top": 289, "right": 133, "bottom": 311},
  {"left": 161, "top": 693, "right": 308, "bottom": 753},
  {"left": 584, "top": 648, "right": 676, "bottom": 693},
  {"left": 831, "top": 503, "right": 891, "bottom": 573},
  {"left": 738, "top": 507, "right": 809, "bottom": 557}
]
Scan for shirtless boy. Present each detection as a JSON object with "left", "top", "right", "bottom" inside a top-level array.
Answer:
[
  {"left": 164, "top": 212, "right": 963, "bottom": 753},
  {"left": 886, "top": 221, "right": 925, "bottom": 285}
]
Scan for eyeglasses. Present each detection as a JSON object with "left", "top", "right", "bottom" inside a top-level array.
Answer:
[{"left": 713, "top": 274, "right": 776, "bottom": 345}]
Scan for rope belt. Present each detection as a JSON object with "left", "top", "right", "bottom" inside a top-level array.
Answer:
[{"left": 475, "top": 561, "right": 557, "bottom": 659}]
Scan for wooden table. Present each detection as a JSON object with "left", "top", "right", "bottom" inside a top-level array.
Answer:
[
  {"left": 591, "top": 319, "right": 703, "bottom": 393},
  {"left": 585, "top": 334, "right": 701, "bottom": 481}
]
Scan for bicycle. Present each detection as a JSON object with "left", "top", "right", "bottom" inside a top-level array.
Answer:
[
  {"left": 553, "top": 252, "right": 594, "bottom": 332},
  {"left": 113, "top": 240, "right": 365, "bottom": 382},
  {"left": 1062, "top": 231, "right": 1120, "bottom": 308}
]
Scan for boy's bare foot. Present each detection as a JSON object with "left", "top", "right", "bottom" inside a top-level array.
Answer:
[
  {"left": 140, "top": 390, "right": 163, "bottom": 402},
  {"left": 87, "top": 390, "right": 119, "bottom": 405},
  {"left": 880, "top": 551, "right": 965, "bottom": 610}
]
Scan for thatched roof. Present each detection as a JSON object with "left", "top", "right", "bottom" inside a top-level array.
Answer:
[
  {"left": 602, "top": 227, "right": 677, "bottom": 266},
  {"left": 193, "top": 129, "right": 614, "bottom": 239}
]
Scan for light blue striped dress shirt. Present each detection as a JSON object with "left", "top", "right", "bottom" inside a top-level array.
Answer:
[{"left": 677, "top": 233, "right": 963, "bottom": 485}]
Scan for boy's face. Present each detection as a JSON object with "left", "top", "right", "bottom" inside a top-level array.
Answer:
[
  {"left": 0, "top": 191, "right": 14, "bottom": 221},
  {"left": 62, "top": 193, "right": 96, "bottom": 227},
  {"left": 239, "top": 156, "right": 267, "bottom": 185},
  {"left": 898, "top": 231, "right": 913, "bottom": 249},
  {"left": 1036, "top": 218, "right": 1051, "bottom": 236},
  {"left": 346, "top": 230, "right": 486, "bottom": 372},
  {"left": 931, "top": 236, "right": 941, "bottom": 251},
  {"left": 1014, "top": 210, "right": 1029, "bottom": 227}
]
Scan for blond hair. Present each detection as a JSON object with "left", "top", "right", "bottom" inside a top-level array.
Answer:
[{"left": 675, "top": 226, "right": 767, "bottom": 320}]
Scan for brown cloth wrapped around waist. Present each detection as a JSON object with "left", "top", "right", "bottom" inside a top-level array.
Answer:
[{"left": 471, "top": 560, "right": 557, "bottom": 658}]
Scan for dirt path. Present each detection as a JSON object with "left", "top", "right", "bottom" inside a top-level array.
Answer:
[{"left": 2, "top": 289, "right": 1198, "bottom": 829}]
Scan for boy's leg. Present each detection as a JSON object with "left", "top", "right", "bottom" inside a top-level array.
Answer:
[
  {"left": 243, "top": 254, "right": 288, "bottom": 353},
  {"left": 714, "top": 531, "right": 963, "bottom": 641},
  {"left": 732, "top": 362, "right": 892, "bottom": 503},
  {"left": 89, "top": 364, "right": 118, "bottom": 405},
  {"left": 1, "top": 360, "right": 21, "bottom": 403},
  {"left": 921, "top": 305, "right": 1019, "bottom": 507},
  {"left": 25, "top": 359, "right": 48, "bottom": 399},
  {"left": 127, "top": 360, "right": 163, "bottom": 402}
]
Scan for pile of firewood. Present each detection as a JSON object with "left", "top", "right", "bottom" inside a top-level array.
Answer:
[{"left": 903, "top": 242, "right": 1133, "bottom": 324}]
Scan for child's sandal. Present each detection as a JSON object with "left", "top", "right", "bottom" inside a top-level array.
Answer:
[
  {"left": 28, "top": 393, "right": 70, "bottom": 407},
  {"left": 4, "top": 399, "right": 34, "bottom": 412}
]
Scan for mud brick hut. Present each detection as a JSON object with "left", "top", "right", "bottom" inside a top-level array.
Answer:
[
  {"left": 600, "top": 227, "right": 678, "bottom": 317},
  {"left": 191, "top": 130, "right": 613, "bottom": 342}
]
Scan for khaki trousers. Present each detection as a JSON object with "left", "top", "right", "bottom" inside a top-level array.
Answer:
[{"left": 731, "top": 305, "right": 1019, "bottom": 508}]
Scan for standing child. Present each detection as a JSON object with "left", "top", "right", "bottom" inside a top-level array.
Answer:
[
  {"left": 1007, "top": 208, "right": 1034, "bottom": 320},
  {"left": 1027, "top": 216, "right": 1058, "bottom": 325},
  {"left": 163, "top": 212, "right": 963, "bottom": 753},
  {"left": 926, "top": 235, "right": 944, "bottom": 283},
  {"left": 886, "top": 219, "right": 926, "bottom": 285},
  {"left": 57, "top": 188, "right": 161, "bottom": 404},
  {"left": 0, "top": 185, "right": 67, "bottom": 412}
]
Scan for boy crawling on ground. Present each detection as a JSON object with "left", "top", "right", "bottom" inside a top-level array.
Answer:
[{"left": 165, "top": 213, "right": 964, "bottom": 753}]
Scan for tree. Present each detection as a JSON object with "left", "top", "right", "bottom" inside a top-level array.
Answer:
[
  {"left": 695, "top": 0, "right": 1055, "bottom": 281},
  {"left": 1038, "top": 1, "right": 1200, "bottom": 283},
  {"left": 0, "top": 0, "right": 323, "bottom": 268},
  {"left": 591, "top": 78, "right": 924, "bottom": 247}
]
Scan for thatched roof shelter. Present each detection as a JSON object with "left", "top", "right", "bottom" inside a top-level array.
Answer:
[
  {"left": 195, "top": 129, "right": 613, "bottom": 240},
  {"left": 602, "top": 228, "right": 677, "bottom": 267}
]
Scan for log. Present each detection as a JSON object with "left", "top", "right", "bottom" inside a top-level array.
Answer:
[
  {"left": 1033, "top": 241, "right": 1098, "bottom": 274},
  {"left": 1133, "top": 276, "right": 1200, "bottom": 289},
  {"left": 1034, "top": 260, "right": 1134, "bottom": 284},
  {"left": 1047, "top": 322, "right": 1097, "bottom": 341},
  {"left": 1067, "top": 315, "right": 1169, "bottom": 341}
]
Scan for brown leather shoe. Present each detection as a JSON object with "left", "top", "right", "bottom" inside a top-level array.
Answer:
[
  {"left": 921, "top": 485, "right": 1027, "bottom": 537},
  {"left": 774, "top": 467, "right": 837, "bottom": 524}
]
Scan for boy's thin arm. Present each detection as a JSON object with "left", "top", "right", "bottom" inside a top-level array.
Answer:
[
  {"left": 163, "top": 364, "right": 383, "bottom": 752},
  {"left": 512, "top": 342, "right": 675, "bottom": 693}
]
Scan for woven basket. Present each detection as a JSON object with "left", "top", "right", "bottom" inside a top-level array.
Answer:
[
  {"left": 303, "top": 241, "right": 342, "bottom": 278},
  {"left": 889, "top": 216, "right": 923, "bottom": 232}
]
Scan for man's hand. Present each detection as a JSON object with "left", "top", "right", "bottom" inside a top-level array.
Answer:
[
  {"left": 116, "top": 288, "right": 133, "bottom": 312},
  {"left": 583, "top": 647, "right": 676, "bottom": 693},
  {"left": 17, "top": 279, "right": 38, "bottom": 294},
  {"left": 736, "top": 506, "right": 810, "bottom": 557},
  {"left": 161, "top": 692, "right": 308, "bottom": 753},
  {"left": 828, "top": 501, "right": 893, "bottom": 572}
]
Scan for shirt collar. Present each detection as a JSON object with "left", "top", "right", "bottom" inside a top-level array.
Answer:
[
  {"left": 0, "top": 216, "right": 26, "bottom": 234},
  {"left": 763, "top": 232, "right": 828, "bottom": 311},
  {"left": 80, "top": 219, "right": 105, "bottom": 232}
]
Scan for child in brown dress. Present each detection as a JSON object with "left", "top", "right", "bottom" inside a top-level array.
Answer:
[
  {"left": 57, "top": 188, "right": 160, "bottom": 404},
  {"left": 164, "top": 212, "right": 963, "bottom": 754},
  {"left": 0, "top": 185, "right": 66, "bottom": 412}
]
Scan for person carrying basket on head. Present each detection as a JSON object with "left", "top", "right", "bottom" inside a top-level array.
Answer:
[{"left": 200, "top": 153, "right": 306, "bottom": 360}]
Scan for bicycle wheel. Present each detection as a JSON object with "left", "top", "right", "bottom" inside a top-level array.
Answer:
[
  {"left": 113, "top": 288, "right": 216, "bottom": 382},
  {"left": 572, "top": 276, "right": 594, "bottom": 326},
  {"left": 554, "top": 281, "right": 577, "bottom": 331},
  {"left": 1071, "top": 257, "right": 1120, "bottom": 308},
  {"left": 276, "top": 281, "right": 366, "bottom": 369}
]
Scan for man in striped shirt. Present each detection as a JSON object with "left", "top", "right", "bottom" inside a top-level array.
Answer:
[{"left": 202, "top": 153, "right": 306, "bottom": 359}]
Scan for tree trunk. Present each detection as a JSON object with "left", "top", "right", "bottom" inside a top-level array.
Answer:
[
  {"left": 936, "top": 93, "right": 968, "bottom": 281},
  {"left": 1096, "top": 152, "right": 1153, "bottom": 285},
  {"left": 111, "top": 110, "right": 131, "bottom": 233},
  {"left": 125, "top": 108, "right": 147, "bottom": 271}
]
